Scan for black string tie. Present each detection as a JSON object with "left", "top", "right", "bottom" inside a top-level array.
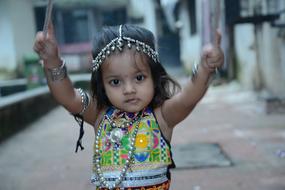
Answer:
[{"left": 73, "top": 114, "right": 85, "bottom": 153}]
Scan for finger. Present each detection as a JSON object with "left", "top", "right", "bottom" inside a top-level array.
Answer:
[
  {"left": 34, "top": 32, "right": 44, "bottom": 50},
  {"left": 201, "top": 47, "right": 214, "bottom": 70},
  {"left": 35, "top": 31, "right": 45, "bottom": 41},
  {"left": 207, "top": 56, "right": 222, "bottom": 65},
  {"left": 202, "top": 44, "right": 213, "bottom": 58},
  {"left": 215, "top": 29, "right": 222, "bottom": 47},
  {"left": 48, "top": 20, "right": 54, "bottom": 35},
  {"left": 47, "top": 20, "right": 55, "bottom": 40},
  {"left": 33, "top": 43, "right": 40, "bottom": 52},
  {"left": 33, "top": 42, "right": 44, "bottom": 54},
  {"left": 43, "top": 0, "right": 54, "bottom": 38}
]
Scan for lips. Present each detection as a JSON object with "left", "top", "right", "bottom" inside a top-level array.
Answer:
[{"left": 125, "top": 98, "right": 139, "bottom": 104}]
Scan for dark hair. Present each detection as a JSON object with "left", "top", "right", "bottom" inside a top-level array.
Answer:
[{"left": 91, "top": 24, "right": 181, "bottom": 110}]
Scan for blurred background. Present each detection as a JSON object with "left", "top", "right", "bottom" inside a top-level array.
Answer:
[
  {"left": 1, "top": 0, "right": 285, "bottom": 95},
  {"left": 0, "top": 0, "right": 285, "bottom": 190}
]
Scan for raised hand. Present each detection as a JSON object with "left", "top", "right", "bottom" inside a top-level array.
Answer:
[
  {"left": 33, "top": 21, "right": 61, "bottom": 67},
  {"left": 200, "top": 29, "right": 224, "bottom": 73}
]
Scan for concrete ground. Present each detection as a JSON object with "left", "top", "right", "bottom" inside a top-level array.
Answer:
[
  {"left": 171, "top": 80, "right": 285, "bottom": 190},
  {"left": 0, "top": 76, "right": 285, "bottom": 190}
]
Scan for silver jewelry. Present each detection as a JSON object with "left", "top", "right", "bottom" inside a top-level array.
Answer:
[
  {"left": 105, "top": 113, "right": 140, "bottom": 145},
  {"left": 46, "top": 60, "right": 67, "bottom": 81},
  {"left": 191, "top": 60, "right": 221, "bottom": 86},
  {"left": 105, "top": 114, "right": 139, "bottom": 129},
  {"left": 109, "top": 128, "right": 124, "bottom": 144},
  {"left": 94, "top": 111, "right": 142, "bottom": 189},
  {"left": 191, "top": 61, "right": 199, "bottom": 82},
  {"left": 92, "top": 25, "right": 159, "bottom": 72},
  {"left": 76, "top": 88, "right": 90, "bottom": 115}
]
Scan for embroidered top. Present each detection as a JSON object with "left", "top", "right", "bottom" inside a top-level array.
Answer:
[{"left": 91, "top": 107, "right": 174, "bottom": 188}]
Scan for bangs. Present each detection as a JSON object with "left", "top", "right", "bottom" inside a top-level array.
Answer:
[{"left": 103, "top": 47, "right": 151, "bottom": 73}]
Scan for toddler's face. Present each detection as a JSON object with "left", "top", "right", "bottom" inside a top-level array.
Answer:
[{"left": 101, "top": 49, "right": 154, "bottom": 113}]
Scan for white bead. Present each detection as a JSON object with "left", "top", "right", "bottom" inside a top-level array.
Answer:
[{"left": 112, "top": 184, "right": 116, "bottom": 188}]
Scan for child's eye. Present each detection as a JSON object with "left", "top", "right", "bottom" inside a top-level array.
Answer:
[
  {"left": 109, "top": 79, "right": 120, "bottom": 86},
  {"left": 136, "top": 74, "right": 145, "bottom": 82}
]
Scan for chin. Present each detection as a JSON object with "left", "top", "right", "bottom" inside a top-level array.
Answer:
[
  {"left": 124, "top": 107, "right": 143, "bottom": 113},
  {"left": 117, "top": 104, "right": 146, "bottom": 113},
  {"left": 126, "top": 108, "right": 142, "bottom": 113}
]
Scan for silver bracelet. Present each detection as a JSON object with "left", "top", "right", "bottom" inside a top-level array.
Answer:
[
  {"left": 46, "top": 60, "right": 67, "bottom": 82},
  {"left": 191, "top": 61, "right": 218, "bottom": 85},
  {"left": 76, "top": 88, "right": 91, "bottom": 115},
  {"left": 191, "top": 61, "right": 199, "bottom": 82}
]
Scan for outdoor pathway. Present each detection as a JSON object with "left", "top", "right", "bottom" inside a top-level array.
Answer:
[{"left": 0, "top": 76, "right": 285, "bottom": 190}]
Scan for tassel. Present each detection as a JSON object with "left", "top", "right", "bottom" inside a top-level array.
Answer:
[{"left": 73, "top": 114, "right": 85, "bottom": 153}]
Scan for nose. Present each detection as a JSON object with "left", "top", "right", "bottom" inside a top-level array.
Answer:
[{"left": 123, "top": 81, "right": 136, "bottom": 94}]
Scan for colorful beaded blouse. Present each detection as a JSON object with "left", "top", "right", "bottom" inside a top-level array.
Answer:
[{"left": 91, "top": 107, "right": 174, "bottom": 189}]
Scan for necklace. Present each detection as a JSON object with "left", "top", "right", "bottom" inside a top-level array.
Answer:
[
  {"left": 94, "top": 111, "right": 142, "bottom": 189},
  {"left": 105, "top": 113, "right": 141, "bottom": 144}
]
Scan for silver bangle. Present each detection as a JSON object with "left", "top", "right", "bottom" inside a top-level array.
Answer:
[
  {"left": 76, "top": 88, "right": 90, "bottom": 115},
  {"left": 191, "top": 61, "right": 199, "bottom": 82},
  {"left": 46, "top": 60, "right": 67, "bottom": 82},
  {"left": 191, "top": 61, "right": 219, "bottom": 85}
]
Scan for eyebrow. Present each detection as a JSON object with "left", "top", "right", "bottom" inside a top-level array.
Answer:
[
  {"left": 104, "top": 70, "right": 148, "bottom": 79},
  {"left": 104, "top": 75, "right": 120, "bottom": 80}
]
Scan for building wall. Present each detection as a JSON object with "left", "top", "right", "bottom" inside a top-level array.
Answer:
[
  {"left": 128, "top": 0, "right": 157, "bottom": 36},
  {"left": 256, "top": 23, "right": 285, "bottom": 97},
  {"left": 0, "top": 1, "right": 17, "bottom": 72},
  {"left": 178, "top": 0, "right": 202, "bottom": 70},
  {"left": 0, "top": 0, "right": 36, "bottom": 73},
  {"left": 178, "top": 0, "right": 285, "bottom": 98},
  {"left": 234, "top": 24, "right": 260, "bottom": 90},
  {"left": 234, "top": 0, "right": 285, "bottom": 98}
]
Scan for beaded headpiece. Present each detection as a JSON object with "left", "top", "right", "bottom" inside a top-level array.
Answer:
[{"left": 92, "top": 25, "right": 159, "bottom": 72}]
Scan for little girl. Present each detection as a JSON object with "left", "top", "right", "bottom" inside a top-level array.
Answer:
[{"left": 34, "top": 22, "right": 224, "bottom": 190}]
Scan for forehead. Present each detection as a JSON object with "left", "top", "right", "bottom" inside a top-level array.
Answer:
[{"left": 101, "top": 49, "right": 151, "bottom": 75}]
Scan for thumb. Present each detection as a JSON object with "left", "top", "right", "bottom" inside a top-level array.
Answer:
[{"left": 215, "top": 29, "right": 222, "bottom": 47}]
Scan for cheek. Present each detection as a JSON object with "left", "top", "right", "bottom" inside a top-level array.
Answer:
[
  {"left": 104, "top": 85, "right": 122, "bottom": 103},
  {"left": 149, "top": 87, "right": 155, "bottom": 99},
  {"left": 103, "top": 83, "right": 113, "bottom": 99},
  {"left": 104, "top": 86, "right": 116, "bottom": 98},
  {"left": 140, "top": 81, "right": 155, "bottom": 101}
]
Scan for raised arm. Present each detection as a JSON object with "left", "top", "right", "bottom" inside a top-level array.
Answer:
[
  {"left": 161, "top": 30, "right": 224, "bottom": 128},
  {"left": 33, "top": 21, "right": 97, "bottom": 125}
]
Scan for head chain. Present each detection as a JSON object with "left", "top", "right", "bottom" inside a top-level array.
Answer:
[{"left": 92, "top": 25, "right": 159, "bottom": 72}]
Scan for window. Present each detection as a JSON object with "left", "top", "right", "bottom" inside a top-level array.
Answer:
[
  {"left": 62, "top": 9, "right": 89, "bottom": 43},
  {"left": 102, "top": 8, "right": 127, "bottom": 26}
]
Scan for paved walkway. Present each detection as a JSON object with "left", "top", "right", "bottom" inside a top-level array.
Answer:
[{"left": 1, "top": 77, "right": 285, "bottom": 190}]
